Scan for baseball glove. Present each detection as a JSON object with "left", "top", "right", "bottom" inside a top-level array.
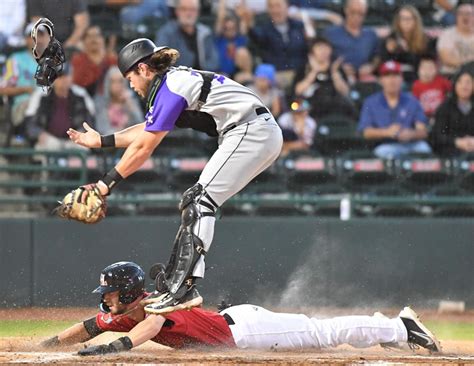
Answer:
[{"left": 55, "top": 185, "right": 106, "bottom": 224}]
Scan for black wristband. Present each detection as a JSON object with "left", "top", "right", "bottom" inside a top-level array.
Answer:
[
  {"left": 100, "top": 134, "right": 116, "bottom": 148},
  {"left": 83, "top": 317, "right": 104, "bottom": 338},
  {"left": 100, "top": 168, "right": 123, "bottom": 193},
  {"left": 110, "top": 336, "right": 133, "bottom": 352}
]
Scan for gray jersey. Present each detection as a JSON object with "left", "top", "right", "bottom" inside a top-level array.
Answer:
[{"left": 144, "top": 67, "right": 266, "bottom": 134}]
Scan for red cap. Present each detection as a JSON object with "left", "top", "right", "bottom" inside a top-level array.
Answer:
[{"left": 379, "top": 60, "right": 402, "bottom": 76}]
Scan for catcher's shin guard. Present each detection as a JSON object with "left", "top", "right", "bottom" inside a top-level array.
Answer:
[{"left": 163, "top": 184, "right": 217, "bottom": 297}]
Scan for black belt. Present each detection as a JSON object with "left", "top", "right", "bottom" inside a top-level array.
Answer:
[
  {"left": 223, "top": 313, "right": 235, "bottom": 325},
  {"left": 221, "top": 107, "right": 270, "bottom": 136}
]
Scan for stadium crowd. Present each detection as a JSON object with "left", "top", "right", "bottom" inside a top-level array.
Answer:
[{"left": 0, "top": 0, "right": 474, "bottom": 212}]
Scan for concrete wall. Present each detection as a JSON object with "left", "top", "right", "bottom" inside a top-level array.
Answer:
[{"left": 1, "top": 217, "right": 473, "bottom": 308}]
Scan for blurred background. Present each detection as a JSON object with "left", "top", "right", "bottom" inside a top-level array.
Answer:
[{"left": 0, "top": 0, "right": 473, "bottom": 310}]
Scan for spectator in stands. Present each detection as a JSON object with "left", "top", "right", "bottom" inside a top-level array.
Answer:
[
  {"left": 95, "top": 66, "right": 143, "bottom": 135},
  {"left": 358, "top": 61, "right": 431, "bottom": 159},
  {"left": 28, "top": 0, "right": 89, "bottom": 50},
  {"left": 155, "top": 0, "right": 219, "bottom": 71},
  {"left": 323, "top": 0, "right": 379, "bottom": 82},
  {"left": 288, "top": 0, "right": 343, "bottom": 26},
  {"left": 24, "top": 63, "right": 95, "bottom": 150},
  {"left": 241, "top": 0, "right": 309, "bottom": 89},
  {"left": 278, "top": 98, "right": 316, "bottom": 156},
  {"left": 0, "top": 23, "right": 40, "bottom": 130},
  {"left": 232, "top": 47, "right": 254, "bottom": 85},
  {"left": 212, "top": 0, "right": 268, "bottom": 15},
  {"left": 248, "top": 63, "right": 284, "bottom": 117},
  {"left": 437, "top": 3, "right": 474, "bottom": 77},
  {"left": 120, "top": 0, "right": 169, "bottom": 27},
  {"left": 433, "top": 0, "right": 458, "bottom": 26},
  {"left": 214, "top": 0, "right": 250, "bottom": 77},
  {"left": 412, "top": 55, "right": 452, "bottom": 120},
  {"left": 431, "top": 71, "right": 474, "bottom": 156},
  {"left": 293, "top": 37, "right": 356, "bottom": 120},
  {"left": 71, "top": 25, "right": 117, "bottom": 98},
  {"left": 381, "top": 5, "right": 435, "bottom": 85},
  {"left": 0, "top": 0, "right": 26, "bottom": 52}
]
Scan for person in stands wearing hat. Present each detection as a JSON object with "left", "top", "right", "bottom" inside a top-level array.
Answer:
[
  {"left": 248, "top": 63, "right": 284, "bottom": 117},
  {"left": 358, "top": 60, "right": 432, "bottom": 159},
  {"left": 277, "top": 98, "right": 316, "bottom": 156}
]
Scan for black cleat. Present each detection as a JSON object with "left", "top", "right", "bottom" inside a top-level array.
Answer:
[
  {"left": 143, "top": 285, "right": 203, "bottom": 315},
  {"left": 399, "top": 307, "right": 441, "bottom": 353}
]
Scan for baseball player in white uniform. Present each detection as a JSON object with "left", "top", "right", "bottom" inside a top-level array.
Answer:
[{"left": 67, "top": 38, "right": 283, "bottom": 315}]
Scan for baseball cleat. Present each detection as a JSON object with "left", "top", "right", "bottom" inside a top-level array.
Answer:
[
  {"left": 144, "top": 286, "right": 203, "bottom": 315},
  {"left": 373, "top": 312, "right": 407, "bottom": 350},
  {"left": 399, "top": 307, "right": 441, "bottom": 353}
]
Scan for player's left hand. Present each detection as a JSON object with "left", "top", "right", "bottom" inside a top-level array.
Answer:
[
  {"left": 78, "top": 344, "right": 117, "bottom": 356},
  {"left": 54, "top": 184, "right": 107, "bottom": 224}
]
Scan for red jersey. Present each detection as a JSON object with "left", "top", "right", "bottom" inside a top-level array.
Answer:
[
  {"left": 95, "top": 303, "right": 235, "bottom": 349},
  {"left": 412, "top": 75, "right": 452, "bottom": 117}
]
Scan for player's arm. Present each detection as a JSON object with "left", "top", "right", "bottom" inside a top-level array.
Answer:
[
  {"left": 113, "top": 130, "right": 168, "bottom": 179},
  {"left": 67, "top": 122, "right": 146, "bottom": 149},
  {"left": 40, "top": 317, "right": 104, "bottom": 348},
  {"left": 78, "top": 315, "right": 166, "bottom": 356}
]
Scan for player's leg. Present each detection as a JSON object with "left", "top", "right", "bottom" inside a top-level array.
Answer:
[
  {"left": 220, "top": 305, "right": 407, "bottom": 350},
  {"left": 192, "top": 120, "right": 283, "bottom": 278},
  {"left": 144, "top": 119, "right": 282, "bottom": 314}
]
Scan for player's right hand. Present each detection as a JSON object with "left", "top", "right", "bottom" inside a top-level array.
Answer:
[
  {"left": 67, "top": 122, "right": 101, "bottom": 149},
  {"left": 78, "top": 343, "right": 117, "bottom": 356}
]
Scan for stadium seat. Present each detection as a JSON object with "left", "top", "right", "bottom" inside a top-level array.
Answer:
[
  {"left": 455, "top": 153, "right": 474, "bottom": 193},
  {"left": 337, "top": 151, "right": 394, "bottom": 192},
  {"left": 285, "top": 152, "right": 337, "bottom": 193},
  {"left": 242, "top": 160, "right": 288, "bottom": 194},
  {"left": 395, "top": 154, "right": 452, "bottom": 193},
  {"left": 349, "top": 81, "right": 382, "bottom": 113},
  {"left": 315, "top": 114, "right": 366, "bottom": 155},
  {"left": 155, "top": 129, "right": 211, "bottom": 158},
  {"left": 169, "top": 156, "right": 209, "bottom": 192}
]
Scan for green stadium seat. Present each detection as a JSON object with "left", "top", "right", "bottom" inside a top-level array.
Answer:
[
  {"left": 337, "top": 151, "right": 394, "bottom": 192},
  {"left": 285, "top": 152, "right": 338, "bottom": 193},
  {"left": 395, "top": 154, "right": 452, "bottom": 193},
  {"left": 315, "top": 114, "right": 366, "bottom": 155}
]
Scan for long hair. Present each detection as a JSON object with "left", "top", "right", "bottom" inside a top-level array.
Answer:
[
  {"left": 393, "top": 5, "right": 427, "bottom": 55},
  {"left": 135, "top": 48, "right": 180, "bottom": 75}
]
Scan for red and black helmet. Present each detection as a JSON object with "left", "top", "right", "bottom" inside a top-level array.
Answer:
[{"left": 93, "top": 261, "right": 145, "bottom": 312}]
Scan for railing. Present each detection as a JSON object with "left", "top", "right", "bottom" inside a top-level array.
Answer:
[{"left": 1, "top": 148, "right": 474, "bottom": 217}]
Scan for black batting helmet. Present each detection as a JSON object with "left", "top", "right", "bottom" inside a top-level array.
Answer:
[
  {"left": 118, "top": 38, "right": 168, "bottom": 76},
  {"left": 93, "top": 261, "right": 145, "bottom": 312}
]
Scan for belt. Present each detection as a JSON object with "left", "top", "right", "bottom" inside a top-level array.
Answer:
[
  {"left": 223, "top": 312, "right": 235, "bottom": 325},
  {"left": 220, "top": 106, "right": 270, "bottom": 136}
]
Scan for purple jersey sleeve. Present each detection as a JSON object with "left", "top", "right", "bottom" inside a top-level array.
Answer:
[{"left": 144, "top": 79, "right": 188, "bottom": 132}]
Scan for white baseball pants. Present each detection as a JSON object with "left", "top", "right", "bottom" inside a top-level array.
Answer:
[
  {"left": 220, "top": 305, "right": 408, "bottom": 350},
  {"left": 192, "top": 114, "right": 283, "bottom": 278}
]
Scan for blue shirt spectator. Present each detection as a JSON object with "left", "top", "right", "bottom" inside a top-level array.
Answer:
[
  {"left": 358, "top": 92, "right": 427, "bottom": 132},
  {"left": 242, "top": 0, "right": 308, "bottom": 78},
  {"left": 214, "top": 1, "right": 249, "bottom": 76},
  {"left": 248, "top": 18, "right": 307, "bottom": 72},
  {"left": 358, "top": 60, "right": 431, "bottom": 159},
  {"left": 215, "top": 34, "right": 248, "bottom": 75},
  {"left": 322, "top": 0, "right": 379, "bottom": 81},
  {"left": 323, "top": 25, "right": 379, "bottom": 70}
]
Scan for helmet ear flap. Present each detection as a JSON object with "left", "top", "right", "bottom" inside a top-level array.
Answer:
[{"left": 99, "top": 296, "right": 111, "bottom": 313}]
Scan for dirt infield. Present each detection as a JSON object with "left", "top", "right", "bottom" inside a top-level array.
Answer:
[{"left": 1, "top": 308, "right": 474, "bottom": 365}]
